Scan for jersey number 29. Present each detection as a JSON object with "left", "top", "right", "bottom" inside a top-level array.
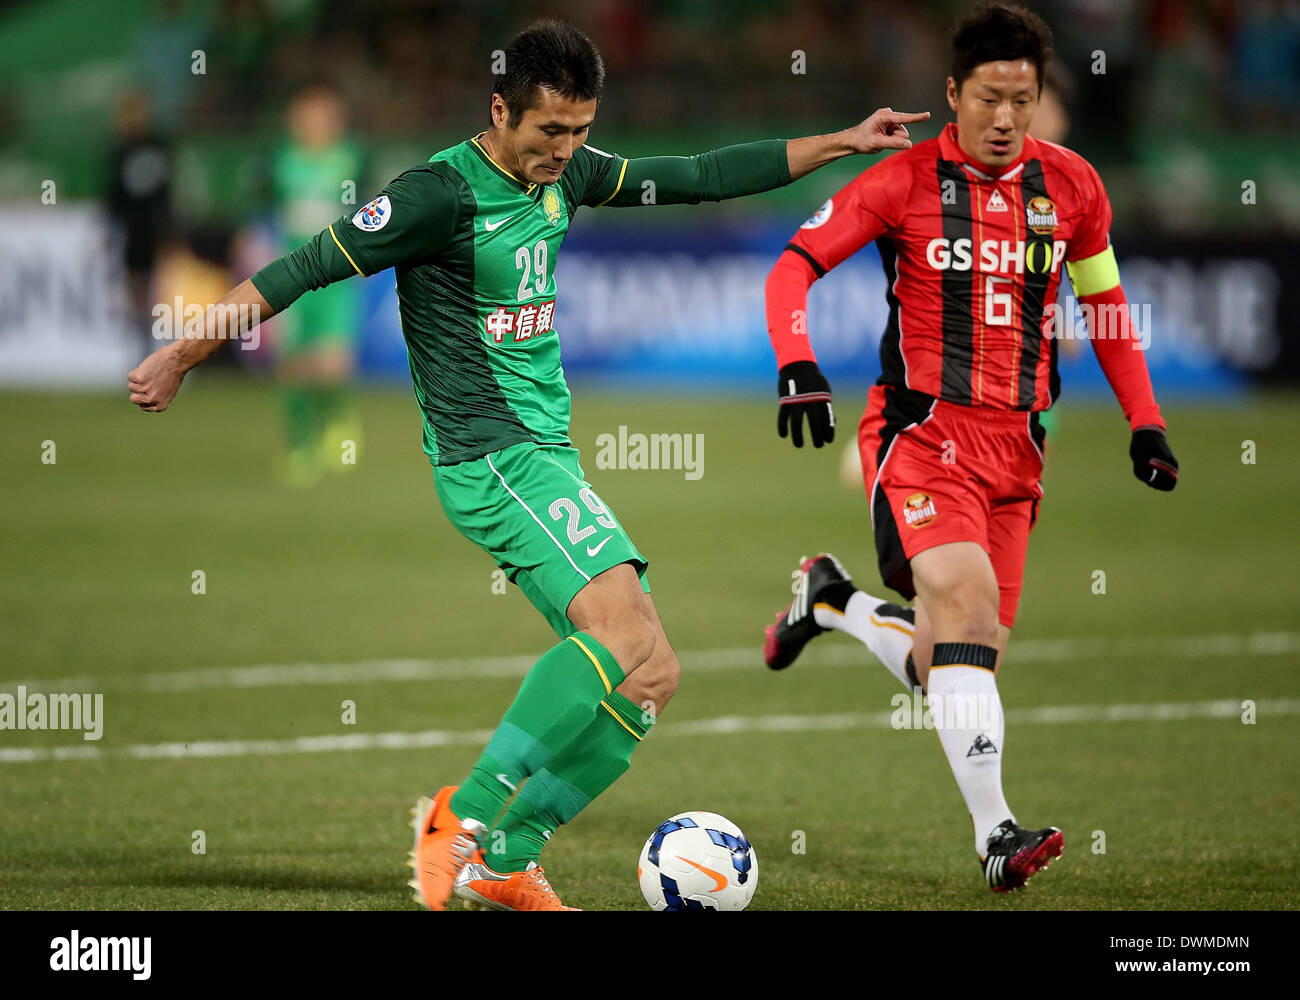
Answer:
[{"left": 516, "top": 240, "right": 549, "bottom": 300}]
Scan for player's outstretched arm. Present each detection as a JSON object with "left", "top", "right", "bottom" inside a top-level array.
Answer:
[
  {"left": 128, "top": 279, "right": 275, "bottom": 413},
  {"left": 126, "top": 220, "right": 355, "bottom": 413},
  {"left": 128, "top": 168, "right": 460, "bottom": 414},
  {"left": 785, "top": 108, "right": 930, "bottom": 180},
  {"left": 584, "top": 108, "right": 928, "bottom": 209}
]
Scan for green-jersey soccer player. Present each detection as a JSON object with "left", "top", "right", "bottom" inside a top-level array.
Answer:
[
  {"left": 269, "top": 81, "right": 365, "bottom": 487},
  {"left": 128, "top": 19, "right": 927, "bottom": 910}
]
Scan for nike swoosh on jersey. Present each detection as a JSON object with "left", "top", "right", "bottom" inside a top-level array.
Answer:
[
  {"left": 484, "top": 216, "right": 513, "bottom": 231},
  {"left": 586, "top": 536, "right": 613, "bottom": 558}
]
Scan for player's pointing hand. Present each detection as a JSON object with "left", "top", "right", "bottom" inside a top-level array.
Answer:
[{"left": 848, "top": 108, "right": 932, "bottom": 154}]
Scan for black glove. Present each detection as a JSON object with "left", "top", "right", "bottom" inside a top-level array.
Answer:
[
  {"left": 777, "top": 361, "right": 835, "bottom": 448},
  {"left": 1130, "top": 428, "right": 1178, "bottom": 491}
]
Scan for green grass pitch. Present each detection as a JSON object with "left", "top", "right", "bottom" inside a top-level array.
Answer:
[{"left": 2, "top": 377, "right": 1297, "bottom": 909}]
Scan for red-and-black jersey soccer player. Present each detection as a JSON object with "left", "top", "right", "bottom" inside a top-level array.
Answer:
[{"left": 762, "top": 2, "right": 1178, "bottom": 893}]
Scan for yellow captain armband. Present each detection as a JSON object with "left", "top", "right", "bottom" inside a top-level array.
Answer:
[{"left": 1065, "top": 245, "right": 1120, "bottom": 297}]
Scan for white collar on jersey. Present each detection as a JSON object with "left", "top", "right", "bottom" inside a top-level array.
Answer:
[{"left": 961, "top": 161, "right": 1027, "bottom": 182}]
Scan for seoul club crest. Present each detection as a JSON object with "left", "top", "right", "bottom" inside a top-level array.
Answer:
[
  {"left": 542, "top": 186, "right": 562, "bottom": 225},
  {"left": 1025, "top": 196, "right": 1058, "bottom": 236},
  {"left": 902, "top": 492, "right": 938, "bottom": 528},
  {"left": 352, "top": 195, "right": 391, "bottom": 232}
]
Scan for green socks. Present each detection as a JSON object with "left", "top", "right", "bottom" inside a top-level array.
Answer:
[
  {"left": 282, "top": 385, "right": 319, "bottom": 453},
  {"left": 485, "top": 690, "right": 654, "bottom": 873},
  {"left": 449, "top": 633, "right": 625, "bottom": 827},
  {"left": 282, "top": 384, "right": 352, "bottom": 456}
]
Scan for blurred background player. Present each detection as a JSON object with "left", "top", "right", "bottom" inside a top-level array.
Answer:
[
  {"left": 106, "top": 89, "right": 174, "bottom": 358},
  {"left": 763, "top": 3, "right": 1179, "bottom": 892},
  {"left": 269, "top": 81, "right": 365, "bottom": 487}
]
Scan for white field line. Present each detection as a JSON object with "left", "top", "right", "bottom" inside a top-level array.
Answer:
[
  {"left": 2, "top": 698, "right": 1297, "bottom": 765},
  {"left": 6, "top": 631, "right": 1300, "bottom": 694}
]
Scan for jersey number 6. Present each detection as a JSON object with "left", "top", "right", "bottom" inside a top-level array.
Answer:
[{"left": 985, "top": 275, "right": 1013, "bottom": 326}]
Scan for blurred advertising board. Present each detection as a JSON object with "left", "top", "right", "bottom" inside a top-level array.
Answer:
[
  {"left": 1, "top": 207, "right": 1290, "bottom": 395},
  {"left": 359, "top": 223, "right": 1293, "bottom": 398},
  {"left": 0, "top": 207, "right": 139, "bottom": 385}
]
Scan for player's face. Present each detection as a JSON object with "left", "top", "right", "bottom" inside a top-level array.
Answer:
[
  {"left": 289, "top": 90, "right": 345, "bottom": 150},
  {"left": 947, "top": 60, "right": 1039, "bottom": 169},
  {"left": 499, "top": 88, "right": 597, "bottom": 185}
]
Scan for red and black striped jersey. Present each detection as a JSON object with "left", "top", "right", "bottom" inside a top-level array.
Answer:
[{"left": 771, "top": 122, "right": 1113, "bottom": 411}]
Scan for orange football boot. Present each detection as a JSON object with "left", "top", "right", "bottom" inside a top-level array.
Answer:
[
  {"left": 407, "top": 786, "right": 488, "bottom": 910},
  {"left": 454, "top": 859, "right": 580, "bottom": 911}
]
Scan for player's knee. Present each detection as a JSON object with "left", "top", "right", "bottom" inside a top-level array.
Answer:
[
  {"left": 620, "top": 643, "right": 679, "bottom": 716},
  {"left": 928, "top": 581, "right": 999, "bottom": 645},
  {"left": 625, "top": 609, "right": 660, "bottom": 673},
  {"left": 951, "top": 600, "right": 999, "bottom": 646},
  {"left": 648, "top": 646, "right": 681, "bottom": 704},
  {"left": 585, "top": 604, "right": 658, "bottom": 676}
]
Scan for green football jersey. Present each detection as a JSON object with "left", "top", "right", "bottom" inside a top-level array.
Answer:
[{"left": 252, "top": 133, "right": 791, "bottom": 465}]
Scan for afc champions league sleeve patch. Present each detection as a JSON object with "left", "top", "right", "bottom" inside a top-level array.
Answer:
[
  {"left": 352, "top": 195, "right": 392, "bottom": 232},
  {"left": 800, "top": 198, "right": 833, "bottom": 229}
]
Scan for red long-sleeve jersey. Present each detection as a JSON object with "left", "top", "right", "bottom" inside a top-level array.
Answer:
[{"left": 767, "top": 122, "right": 1163, "bottom": 429}]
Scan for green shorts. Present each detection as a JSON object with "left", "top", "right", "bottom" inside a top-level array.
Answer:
[
  {"left": 278, "top": 279, "right": 361, "bottom": 355},
  {"left": 433, "top": 441, "right": 650, "bottom": 638}
]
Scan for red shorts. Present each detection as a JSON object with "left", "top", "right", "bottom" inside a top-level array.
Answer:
[{"left": 858, "top": 385, "right": 1045, "bottom": 628}]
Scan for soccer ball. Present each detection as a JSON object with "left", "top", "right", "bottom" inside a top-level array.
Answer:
[{"left": 637, "top": 811, "right": 758, "bottom": 911}]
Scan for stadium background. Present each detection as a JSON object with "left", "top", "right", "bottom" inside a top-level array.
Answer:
[{"left": 2, "top": 0, "right": 1297, "bottom": 912}]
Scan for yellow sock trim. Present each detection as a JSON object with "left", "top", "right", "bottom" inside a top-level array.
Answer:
[
  {"left": 868, "top": 611, "right": 916, "bottom": 638},
  {"left": 601, "top": 700, "right": 644, "bottom": 741},
  {"left": 566, "top": 634, "right": 612, "bottom": 694}
]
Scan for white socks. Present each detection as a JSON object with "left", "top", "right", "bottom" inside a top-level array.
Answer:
[
  {"left": 815, "top": 587, "right": 1014, "bottom": 855},
  {"left": 814, "top": 591, "right": 914, "bottom": 690},
  {"left": 926, "top": 664, "right": 1013, "bottom": 853}
]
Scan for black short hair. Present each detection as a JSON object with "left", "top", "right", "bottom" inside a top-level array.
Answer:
[
  {"left": 951, "top": 3, "right": 1054, "bottom": 93},
  {"left": 494, "top": 20, "right": 605, "bottom": 125}
]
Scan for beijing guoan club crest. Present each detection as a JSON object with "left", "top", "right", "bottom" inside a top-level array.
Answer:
[{"left": 543, "top": 187, "right": 562, "bottom": 225}]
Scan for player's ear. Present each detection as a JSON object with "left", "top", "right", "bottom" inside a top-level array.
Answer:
[
  {"left": 945, "top": 77, "right": 960, "bottom": 114},
  {"left": 490, "top": 94, "right": 507, "bottom": 130}
]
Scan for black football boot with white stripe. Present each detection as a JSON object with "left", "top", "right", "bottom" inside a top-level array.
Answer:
[
  {"left": 764, "top": 553, "right": 856, "bottom": 670},
  {"left": 981, "top": 819, "right": 1065, "bottom": 892}
]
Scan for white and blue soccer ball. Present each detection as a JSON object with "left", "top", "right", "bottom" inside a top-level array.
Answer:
[{"left": 637, "top": 811, "right": 758, "bottom": 911}]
